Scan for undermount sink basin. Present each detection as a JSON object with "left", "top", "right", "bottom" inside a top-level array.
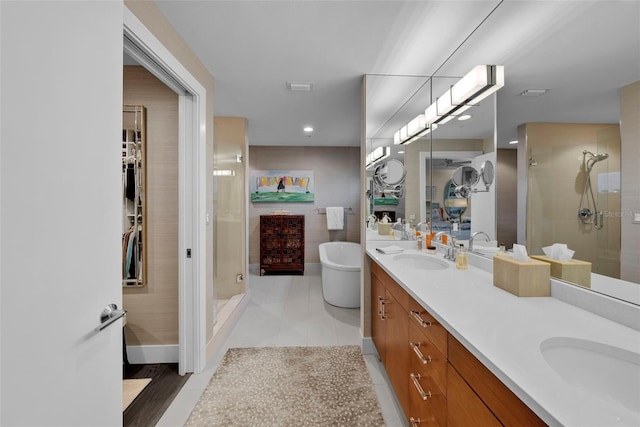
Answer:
[
  {"left": 540, "top": 337, "right": 640, "bottom": 415},
  {"left": 392, "top": 253, "right": 449, "bottom": 270}
]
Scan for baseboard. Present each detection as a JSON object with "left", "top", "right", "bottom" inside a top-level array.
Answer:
[
  {"left": 206, "top": 292, "right": 250, "bottom": 361},
  {"left": 305, "top": 262, "right": 321, "bottom": 272},
  {"left": 361, "top": 337, "right": 379, "bottom": 357},
  {"left": 126, "top": 344, "right": 179, "bottom": 364},
  {"left": 249, "top": 262, "right": 321, "bottom": 274},
  {"left": 125, "top": 294, "right": 250, "bottom": 366}
]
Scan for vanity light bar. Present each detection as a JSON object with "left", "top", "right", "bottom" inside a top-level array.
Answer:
[
  {"left": 366, "top": 146, "right": 390, "bottom": 168},
  {"left": 396, "top": 124, "right": 438, "bottom": 146},
  {"left": 452, "top": 65, "right": 503, "bottom": 105},
  {"left": 407, "top": 114, "right": 426, "bottom": 136},
  {"left": 396, "top": 65, "right": 504, "bottom": 145},
  {"left": 395, "top": 114, "right": 429, "bottom": 145}
]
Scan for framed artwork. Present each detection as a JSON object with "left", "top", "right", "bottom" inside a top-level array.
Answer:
[{"left": 251, "top": 170, "right": 314, "bottom": 202}]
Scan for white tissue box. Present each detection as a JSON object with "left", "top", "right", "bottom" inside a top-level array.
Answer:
[
  {"left": 493, "top": 256, "right": 551, "bottom": 297},
  {"left": 529, "top": 255, "right": 591, "bottom": 288}
]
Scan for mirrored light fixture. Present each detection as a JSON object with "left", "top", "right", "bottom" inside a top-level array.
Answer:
[
  {"left": 365, "top": 146, "right": 390, "bottom": 169},
  {"left": 394, "top": 121, "right": 437, "bottom": 145},
  {"left": 395, "top": 65, "right": 504, "bottom": 145}
]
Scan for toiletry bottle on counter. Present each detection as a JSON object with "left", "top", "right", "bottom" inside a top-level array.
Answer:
[{"left": 456, "top": 244, "right": 468, "bottom": 270}]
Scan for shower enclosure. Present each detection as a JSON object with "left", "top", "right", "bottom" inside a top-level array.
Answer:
[
  {"left": 213, "top": 117, "right": 248, "bottom": 326},
  {"left": 525, "top": 123, "right": 621, "bottom": 278}
]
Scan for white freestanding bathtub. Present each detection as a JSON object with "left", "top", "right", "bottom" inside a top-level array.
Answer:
[{"left": 318, "top": 241, "right": 361, "bottom": 308}]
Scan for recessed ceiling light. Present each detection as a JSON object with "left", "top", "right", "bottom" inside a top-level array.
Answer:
[
  {"left": 458, "top": 114, "right": 472, "bottom": 121},
  {"left": 519, "top": 89, "right": 549, "bottom": 97},
  {"left": 509, "top": 140, "right": 518, "bottom": 145},
  {"left": 303, "top": 126, "right": 314, "bottom": 133},
  {"left": 397, "top": 150, "right": 405, "bottom": 154}
]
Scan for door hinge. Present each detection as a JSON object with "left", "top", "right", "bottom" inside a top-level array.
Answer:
[{"left": 187, "top": 248, "right": 192, "bottom": 258}]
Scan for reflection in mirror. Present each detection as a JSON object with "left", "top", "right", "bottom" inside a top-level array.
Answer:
[
  {"left": 364, "top": 1, "right": 639, "bottom": 304},
  {"left": 494, "top": 4, "right": 639, "bottom": 301},
  {"left": 365, "top": 72, "right": 497, "bottom": 244},
  {"left": 122, "top": 105, "right": 146, "bottom": 287},
  {"left": 480, "top": 161, "right": 494, "bottom": 187},
  {"left": 365, "top": 74, "right": 433, "bottom": 231},
  {"left": 451, "top": 166, "right": 479, "bottom": 187},
  {"left": 374, "top": 159, "right": 406, "bottom": 187},
  {"left": 451, "top": 161, "right": 495, "bottom": 199}
]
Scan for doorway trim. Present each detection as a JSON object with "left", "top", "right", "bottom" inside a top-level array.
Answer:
[{"left": 123, "top": 7, "right": 207, "bottom": 375}]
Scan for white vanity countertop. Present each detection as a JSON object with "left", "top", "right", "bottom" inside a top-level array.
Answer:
[{"left": 366, "top": 240, "right": 640, "bottom": 427}]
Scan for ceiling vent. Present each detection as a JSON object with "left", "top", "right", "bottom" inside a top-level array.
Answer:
[
  {"left": 519, "top": 89, "right": 550, "bottom": 97},
  {"left": 286, "top": 81, "right": 313, "bottom": 92}
]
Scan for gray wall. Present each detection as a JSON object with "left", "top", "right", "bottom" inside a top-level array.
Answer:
[{"left": 249, "top": 146, "right": 361, "bottom": 264}]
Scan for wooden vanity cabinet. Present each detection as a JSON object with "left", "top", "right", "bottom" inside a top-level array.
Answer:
[
  {"left": 447, "top": 335, "right": 546, "bottom": 427},
  {"left": 371, "top": 263, "right": 410, "bottom": 419},
  {"left": 370, "top": 260, "right": 546, "bottom": 427}
]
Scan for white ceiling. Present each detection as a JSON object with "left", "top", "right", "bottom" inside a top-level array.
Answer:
[{"left": 154, "top": 0, "right": 640, "bottom": 148}]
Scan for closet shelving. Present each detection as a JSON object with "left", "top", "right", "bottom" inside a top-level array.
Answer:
[{"left": 122, "top": 105, "right": 146, "bottom": 287}]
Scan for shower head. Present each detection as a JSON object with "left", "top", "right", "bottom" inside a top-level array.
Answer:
[
  {"left": 583, "top": 150, "right": 609, "bottom": 172},
  {"left": 583, "top": 150, "right": 609, "bottom": 162}
]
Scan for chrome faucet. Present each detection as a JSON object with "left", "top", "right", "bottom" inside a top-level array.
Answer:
[
  {"left": 392, "top": 219, "right": 413, "bottom": 240},
  {"left": 469, "top": 231, "right": 491, "bottom": 252},
  {"left": 434, "top": 232, "right": 457, "bottom": 260},
  {"left": 434, "top": 231, "right": 448, "bottom": 243}
]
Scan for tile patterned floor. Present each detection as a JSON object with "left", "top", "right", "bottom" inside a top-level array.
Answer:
[{"left": 157, "top": 268, "right": 406, "bottom": 426}]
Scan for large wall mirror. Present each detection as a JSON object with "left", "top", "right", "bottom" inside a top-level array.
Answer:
[
  {"left": 364, "top": 1, "right": 639, "bottom": 305},
  {"left": 365, "top": 74, "right": 496, "bottom": 241},
  {"left": 122, "top": 105, "right": 146, "bottom": 287}
]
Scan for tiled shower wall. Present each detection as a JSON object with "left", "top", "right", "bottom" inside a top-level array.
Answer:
[
  {"left": 620, "top": 81, "right": 640, "bottom": 282},
  {"left": 248, "top": 146, "right": 361, "bottom": 264},
  {"left": 523, "top": 122, "right": 621, "bottom": 278}
]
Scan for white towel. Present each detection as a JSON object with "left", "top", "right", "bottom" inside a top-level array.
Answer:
[
  {"left": 326, "top": 207, "right": 344, "bottom": 230},
  {"left": 376, "top": 245, "right": 405, "bottom": 254}
]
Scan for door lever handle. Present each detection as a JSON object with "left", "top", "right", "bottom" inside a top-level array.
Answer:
[{"left": 95, "top": 304, "right": 126, "bottom": 332}]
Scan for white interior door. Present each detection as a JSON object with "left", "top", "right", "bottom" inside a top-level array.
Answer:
[{"left": 1, "top": 2, "right": 123, "bottom": 425}]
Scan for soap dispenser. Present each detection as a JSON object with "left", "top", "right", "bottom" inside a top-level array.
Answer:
[{"left": 456, "top": 244, "right": 468, "bottom": 270}]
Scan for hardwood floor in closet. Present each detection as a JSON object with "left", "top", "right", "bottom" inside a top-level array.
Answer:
[{"left": 123, "top": 363, "right": 191, "bottom": 427}]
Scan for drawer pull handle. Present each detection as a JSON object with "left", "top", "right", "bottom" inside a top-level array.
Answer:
[
  {"left": 411, "top": 310, "right": 432, "bottom": 328},
  {"left": 410, "top": 373, "right": 432, "bottom": 401},
  {"left": 409, "top": 342, "right": 432, "bottom": 364},
  {"left": 378, "top": 296, "right": 387, "bottom": 320},
  {"left": 410, "top": 417, "right": 423, "bottom": 426}
]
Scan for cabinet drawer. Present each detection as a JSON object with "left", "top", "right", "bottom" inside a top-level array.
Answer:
[
  {"left": 408, "top": 320, "right": 447, "bottom": 396},
  {"left": 448, "top": 335, "right": 546, "bottom": 426},
  {"left": 408, "top": 368, "right": 447, "bottom": 427},
  {"left": 447, "top": 364, "right": 501, "bottom": 427},
  {"left": 372, "top": 262, "right": 409, "bottom": 311},
  {"left": 408, "top": 298, "right": 448, "bottom": 356}
]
